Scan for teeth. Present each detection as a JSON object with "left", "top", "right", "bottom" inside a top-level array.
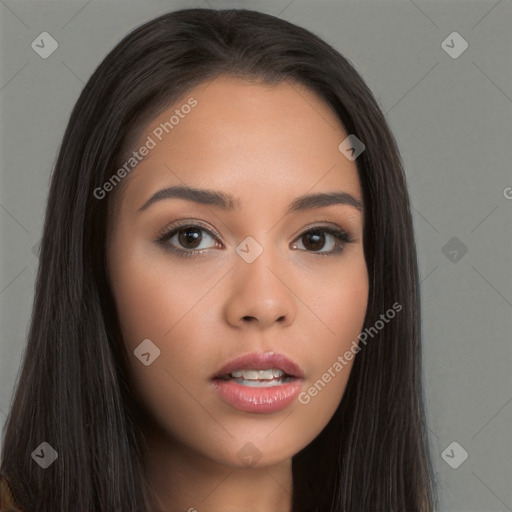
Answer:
[
  {"left": 236, "top": 379, "right": 286, "bottom": 388},
  {"left": 230, "top": 368, "right": 286, "bottom": 380},
  {"left": 258, "top": 369, "right": 273, "bottom": 379}
]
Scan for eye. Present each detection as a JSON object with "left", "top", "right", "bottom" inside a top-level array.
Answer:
[
  {"left": 156, "top": 223, "right": 220, "bottom": 257},
  {"left": 155, "top": 222, "right": 354, "bottom": 258},
  {"left": 291, "top": 226, "right": 353, "bottom": 255}
]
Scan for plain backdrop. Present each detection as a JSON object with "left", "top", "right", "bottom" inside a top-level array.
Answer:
[{"left": 1, "top": 1, "right": 511, "bottom": 510}]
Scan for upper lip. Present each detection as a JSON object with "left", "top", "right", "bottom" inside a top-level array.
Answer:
[{"left": 212, "top": 351, "right": 304, "bottom": 379}]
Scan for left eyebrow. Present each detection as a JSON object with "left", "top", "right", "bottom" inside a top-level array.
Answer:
[
  {"left": 289, "top": 191, "right": 364, "bottom": 213},
  {"left": 137, "top": 185, "right": 364, "bottom": 214}
]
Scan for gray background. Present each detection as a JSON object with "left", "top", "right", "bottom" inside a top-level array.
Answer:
[{"left": 1, "top": 0, "right": 511, "bottom": 510}]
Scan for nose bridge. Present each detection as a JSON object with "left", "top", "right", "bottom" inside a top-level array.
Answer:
[
  {"left": 224, "top": 235, "right": 296, "bottom": 328},
  {"left": 236, "top": 236, "right": 278, "bottom": 292}
]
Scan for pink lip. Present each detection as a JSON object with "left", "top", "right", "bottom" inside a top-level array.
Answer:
[{"left": 210, "top": 352, "right": 304, "bottom": 414}]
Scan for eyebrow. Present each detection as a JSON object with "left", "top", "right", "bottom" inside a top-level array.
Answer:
[{"left": 137, "top": 185, "right": 364, "bottom": 214}]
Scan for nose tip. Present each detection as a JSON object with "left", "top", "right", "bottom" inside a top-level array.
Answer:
[{"left": 224, "top": 252, "right": 297, "bottom": 329}]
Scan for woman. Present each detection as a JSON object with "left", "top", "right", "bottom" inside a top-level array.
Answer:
[{"left": 0, "top": 8, "right": 435, "bottom": 511}]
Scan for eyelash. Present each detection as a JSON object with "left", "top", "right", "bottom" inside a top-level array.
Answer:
[{"left": 155, "top": 221, "right": 354, "bottom": 258}]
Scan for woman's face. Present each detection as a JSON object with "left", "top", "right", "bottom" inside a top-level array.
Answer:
[{"left": 106, "top": 75, "right": 368, "bottom": 469}]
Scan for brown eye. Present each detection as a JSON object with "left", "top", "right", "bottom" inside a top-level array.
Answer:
[
  {"left": 177, "top": 227, "right": 203, "bottom": 249},
  {"left": 301, "top": 230, "right": 327, "bottom": 251},
  {"left": 293, "top": 226, "right": 352, "bottom": 255},
  {"left": 157, "top": 224, "right": 219, "bottom": 256}
]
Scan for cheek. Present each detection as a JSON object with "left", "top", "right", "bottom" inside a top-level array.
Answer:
[
  {"left": 107, "top": 250, "right": 223, "bottom": 441},
  {"left": 297, "top": 252, "right": 369, "bottom": 350},
  {"left": 332, "top": 266, "right": 369, "bottom": 341},
  {"left": 327, "top": 259, "right": 369, "bottom": 369},
  {"left": 108, "top": 244, "right": 205, "bottom": 347},
  {"left": 107, "top": 236, "right": 224, "bottom": 369},
  {"left": 107, "top": 243, "right": 217, "bottom": 401},
  {"left": 294, "top": 256, "right": 368, "bottom": 432}
]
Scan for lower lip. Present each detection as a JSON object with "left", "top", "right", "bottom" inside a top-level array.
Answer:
[{"left": 211, "top": 378, "right": 303, "bottom": 413}]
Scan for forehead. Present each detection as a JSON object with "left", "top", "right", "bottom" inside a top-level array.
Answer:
[{"left": 111, "top": 75, "right": 362, "bottom": 216}]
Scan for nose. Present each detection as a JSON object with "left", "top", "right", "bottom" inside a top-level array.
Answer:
[{"left": 223, "top": 245, "right": 297, "bottom": 330}]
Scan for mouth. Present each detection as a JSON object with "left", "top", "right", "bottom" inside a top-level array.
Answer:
[
  {"left": 212, "top": 351, "right": 304, "bottom": 383},
  {"left": 210, "top": 352, "right": 304, "bottom": 413},
  {"left": 215, "top": 368, "right": 296, "bottom": 387}
]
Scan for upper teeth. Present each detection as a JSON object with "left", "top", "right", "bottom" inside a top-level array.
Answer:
[{"left": 230, "top": 369, "right": 286, "bottom": 380}]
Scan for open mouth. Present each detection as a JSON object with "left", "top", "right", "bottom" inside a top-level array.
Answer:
[
  {"left": 210, "top": 351, "right": 304, "bottom": 413},
  {"left": 215, "top": 368, "right": 296, "bottom": 387}
]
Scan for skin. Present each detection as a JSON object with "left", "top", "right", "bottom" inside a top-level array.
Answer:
[{"left": 106, "top": 75, "right": 369, "bottom": 512}]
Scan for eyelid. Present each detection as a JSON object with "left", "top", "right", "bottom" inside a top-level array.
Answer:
[
  {"left": 155, "top": 219, "right": 222, "bottom": 243},
  {"left": 292, "top": 221, "right": 354, "bottom": 241}
]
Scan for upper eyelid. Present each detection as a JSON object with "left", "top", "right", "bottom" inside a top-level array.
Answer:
[{"left": 158, "top": 220, "right": 220, "bottom": 241}]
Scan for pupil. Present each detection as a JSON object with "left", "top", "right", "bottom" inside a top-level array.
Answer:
[
  {"left": 178, "top": 228, "right": 202, "bottom": 249},
  {"left": 304, "top": 231, "right": 325, "bottom": 251}
]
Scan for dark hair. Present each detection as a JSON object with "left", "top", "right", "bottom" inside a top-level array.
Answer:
[{"left": 1, "top": 8, "right": 435, "bottom": 511}]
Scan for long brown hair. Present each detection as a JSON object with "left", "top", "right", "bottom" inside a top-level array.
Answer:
[{"left": 1, "top": 8, "right": 436, "bottom": 511}]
